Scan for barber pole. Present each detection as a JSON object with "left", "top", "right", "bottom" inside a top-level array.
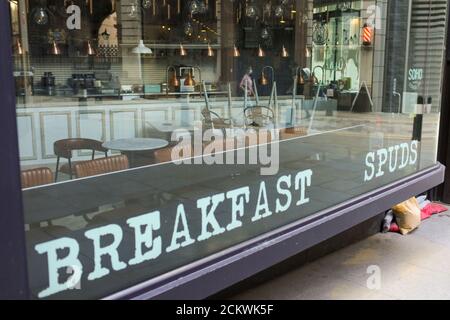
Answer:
[{"left": 362, "top": 23, "right": 373, "bottom": 46}]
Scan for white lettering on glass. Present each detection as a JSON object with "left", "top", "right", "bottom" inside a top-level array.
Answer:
[
  {"left": 35, "top": 169, "right": 316, "bottom": 298},
  {"left": 166, "top": 205, "right": 195, "bottom": 253},
  {"left": 197, "top": 193, "right": 226, "bottom": 241},
  {"left": 35, "top": 237, "right": 83, "bottom": 298},
  {"left": 275, "top": 174, "right": 292, "bottom": 214},
  {"left": 295, "top": 169, "right": 312, "bottom": 206},
  {"left": 364, "top": 141, "right": 419, "bottom": 182},
  {"left": 252, "top": 181, "right": 273, "bottom": 222},
  {"left": 226, "top": 186, "right": 250, "bottom": 231},
  {"left": 127, "top": 211, "right": 162, "bottom": 264},
  {"left": 84, "top": 225, "right": 127, "bottom": 281}
]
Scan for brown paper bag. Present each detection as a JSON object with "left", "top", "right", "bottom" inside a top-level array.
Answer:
[{"left": 392, "top": 197, "right": 421, "bottom": 235}]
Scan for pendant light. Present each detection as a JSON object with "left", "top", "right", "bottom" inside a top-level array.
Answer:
[
  {"left": 86, "top": 40, "right": 96, "bottom": 56},
  {"left": 142, "top": 0, "right": 152, "bottom": 9},
  {"left": 132, "top": 40, "right": 152, "bottom": 54},
  {"left": 179, "top": 43, "right": 187, "bottom": 56},
  {"left": 298, "top": 72, "right": 305, "bottom": 85},
  {"left": 33, "top": 6, "right": 49, "bottom": 25},
  {"left": 16, "top": 40, "right": 24, "bottom": 55},
  {"left": 184, "top": 70, "right": 195, "bottom": 86},
  {"left": 169, "top": 72, "right": 180, "bottom": 88},
  {"left": 31, "top": 0, "right": 49, "bottom": 26},
  {"left": 259, "top": 66, "right": 274, "bottom": 86},
  {"left": 233, "top": 44, "right": 240, "bottom": 57},
  {"left": 207, "top": 43, "right": 214, "bottom": 57},
  {"left": 257, "top": 45, "right": 265, "bottom": 57},
  {"left": 50, "top": 40, "right": 61, "bottom": 55},
  {"left": 281, "top": 45, "right": 289, "bottom": 58},
  {"left": 259, "top": 71, "right": 269, "bottom": 86},
  {"left": 305, "top": 47, "right": 311, "bottom": 58}
]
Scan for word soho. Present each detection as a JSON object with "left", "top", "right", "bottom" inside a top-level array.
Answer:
[{"left": 35, "top": 169, "right": 313, "bottom": 298}]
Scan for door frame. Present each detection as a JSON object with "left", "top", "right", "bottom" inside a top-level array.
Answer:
[{"left": 0, "top": 0, "right": 30, "bottom": 299}]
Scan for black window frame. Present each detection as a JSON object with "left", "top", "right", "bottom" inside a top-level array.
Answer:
[{"left": 0, "top": 0, "right": 447, "bottom": 300}]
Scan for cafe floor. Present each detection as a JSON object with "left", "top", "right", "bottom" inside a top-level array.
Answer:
[{"left": 230, "top": 205, "right": 450, "bottom": 300}]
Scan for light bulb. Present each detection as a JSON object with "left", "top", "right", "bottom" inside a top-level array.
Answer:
[
  {"left": 184, "top": 21, "right": 194, "bottom": 36},
  {"left": 246, "top": 5, "right": 257, "bottom": 18},
  {"left": 189, "top": 0, "right": 200, "bottom": 15},
  {"left": 34, "top": 7, "right": 48, "bottom": 25},
  {"left": 261, "top": 27, "right": 270, "bottom": 40},
  {"left": 142, "top": 0, "right": 152, "bottom": 9},
  {"left": 274, "top": 6, "right": 284, "bottom": 18}
]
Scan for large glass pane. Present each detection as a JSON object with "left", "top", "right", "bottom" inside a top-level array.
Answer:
[{"left": 11, "top": 0, "right": 447, "bottom": 299}]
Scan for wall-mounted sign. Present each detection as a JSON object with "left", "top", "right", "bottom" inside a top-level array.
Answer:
[{"left": 408, "top": 68, "right": 423, "bottom": 91}]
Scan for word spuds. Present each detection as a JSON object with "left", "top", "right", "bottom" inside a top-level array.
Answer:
[{"left": 364, "top": 140, "right": 418, "bottom": 182}]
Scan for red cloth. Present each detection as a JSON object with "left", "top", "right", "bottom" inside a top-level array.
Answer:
[
  {"left": 389, "top": 222, "right": 400, "bottom": 233},
  {"left": 421, "top": 203, "right": 447, "bottom": 220},
  {"left": 389, "top": 203, "right": 447, "bottom": 233}
]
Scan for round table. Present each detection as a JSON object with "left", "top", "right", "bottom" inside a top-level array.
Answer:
[{"left": 103, "top": 138, "right": 169, "bottom": 167}]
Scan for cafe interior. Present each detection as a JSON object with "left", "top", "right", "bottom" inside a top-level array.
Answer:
[{"left": 10, "top": 0, "right": 405, "bottom": 186}]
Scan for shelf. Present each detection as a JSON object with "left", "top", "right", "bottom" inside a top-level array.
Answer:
[
  {"left": 312, "top": 44, "right": 367, "bottom": 49},
  {"left": 120, "top": 43, "right": 220, "bottom": 50}
]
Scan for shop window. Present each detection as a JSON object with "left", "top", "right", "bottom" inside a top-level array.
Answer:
[{"left": 10, "top": 0, "right": 447, "bottom": 299}]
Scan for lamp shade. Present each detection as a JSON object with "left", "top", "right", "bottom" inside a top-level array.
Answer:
[
  {"left": 179, "top": 43, "right": 187, "bottom": 56},
  {"left": 281, "top": 45, "right": 289, "bottom": 58},
  {"left": 86, "top": 40, "right": 96, "bottom": 56},
  {"left": 207, "top": 43, "right": 214, "bottom": 57},
  {"left": 259, "top": 71, "right": 269, "bottom": 86},
  {"left": 257, "top": 45, "right": 265, "bottom": 57},
  {"left": 50, "top": 41, "right": 61, "bottom": 55},
  {"left": 132, "top": 40, "right": 152, "bottom": 54},
  {"left": 233, "top": 45, "right": 240, "bottom": 57}
]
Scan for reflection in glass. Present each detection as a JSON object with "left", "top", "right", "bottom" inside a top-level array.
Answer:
[{"left": 10, "top": 0, "right": 449, "bottom": 300}]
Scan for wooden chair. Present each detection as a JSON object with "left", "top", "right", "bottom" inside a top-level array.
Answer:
[
  {"left": 74, "top": 154, "right": 129, "bottom": 178},
  {"left": 279, "top": 126, "right": 308, "bottom": 140},
  {"left": 54, "top": 138, "right": 108, "bottom": 181},
  {"left": 21, "top": 167, "right": 53, "bottom": 189},
  {"left": 20, "top": 167, "right": 68, "bottom": 231}
]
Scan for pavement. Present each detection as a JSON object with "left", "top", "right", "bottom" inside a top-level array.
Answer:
[{"left": 232, "top": 205, "right": 450, "bottom": 300}]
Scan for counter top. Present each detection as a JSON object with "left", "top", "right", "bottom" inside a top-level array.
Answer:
[{"left": 16, "top": 94, "right": 306, "bottom": 109}]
